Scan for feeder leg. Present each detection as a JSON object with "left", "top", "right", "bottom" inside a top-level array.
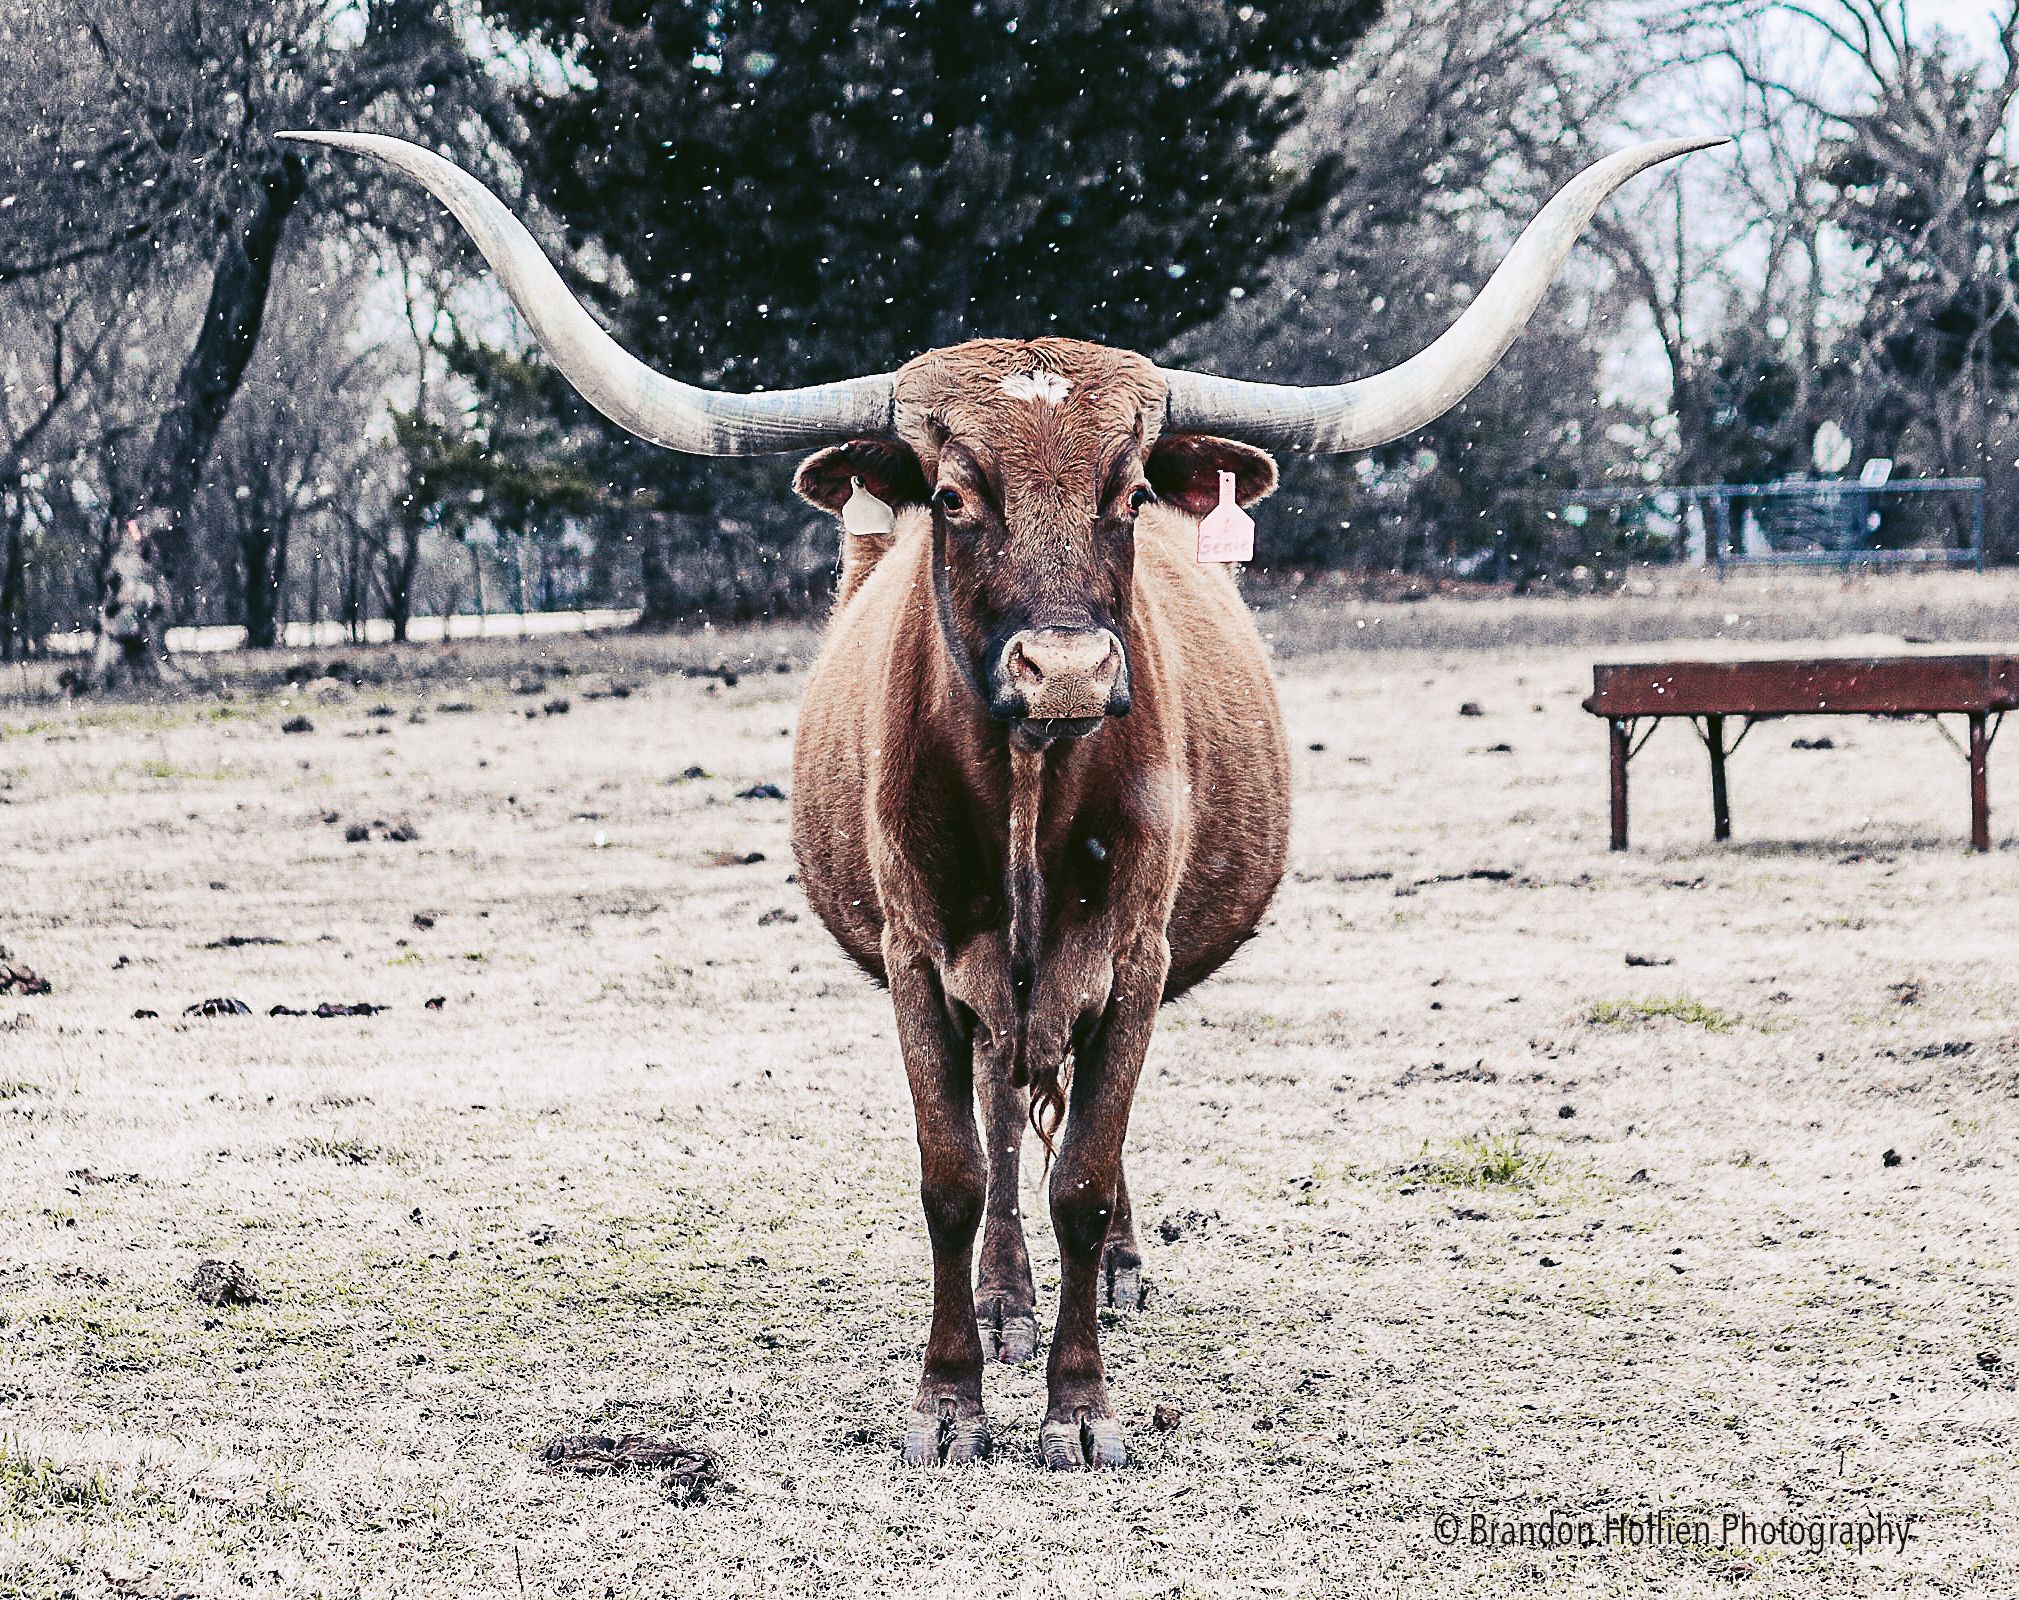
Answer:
[
  {"left": 1970, "top": 712, "right": 1990, "bottom": 853},
  {"left": 1609, "top": 718, "right": 1631, "bottom": 852},
  {"left": 1707, "top": 713, "right": 1730, "bottom": 843}
]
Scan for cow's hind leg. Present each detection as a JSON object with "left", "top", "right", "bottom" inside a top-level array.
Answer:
[
  {"left": 1099, "top": 1164, "right": 1153, "bottom": 1312},
  {"left": 946, "top": 937, "right": 1038, "bottom": 1364},
  {"left": 975, "top": 1055, "right": 1040, "bottom": 1362},
  {"left": 887, "top": 937, "right": 990, "bottom": 1466},
  {"left": 1041, "top": 932, "right": 1170, "bottom": 1470}
]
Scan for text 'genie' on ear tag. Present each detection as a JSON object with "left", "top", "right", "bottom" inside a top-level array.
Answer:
[
  {"left": 1196, "top": 470, "right": 1254, "bottom": 563},
  {"left": 842, "top": 476, "right": 895, "bottom": 538}
]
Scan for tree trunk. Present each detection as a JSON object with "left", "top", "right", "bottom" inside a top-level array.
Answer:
[
  {"left": 341, "top": 515, "right": 368, "bottom": 642},
  {"left": 242, "top": 520, "right": 287, "bottom": 650},
  {"left": 86, "top": 514, "right": 171, "bottom": 690},
  {"left": 384, "top": 525, "right": 420, "bottom": 643},
  {"left": 1670, "top": 370, "right": 1716, "bottom": 489},
  {"left": 0, "top": 493, "right": 25, "bottom": 662},
  {"left": 342, "top": 564, "right": 364, "bottom": 642},
  {"left": 84, "top": 156, "right": 306, "bottom": 686}
]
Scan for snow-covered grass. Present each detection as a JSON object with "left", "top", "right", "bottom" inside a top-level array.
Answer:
[{"left": 2, "top": 614, "right": 2014, "bottom": 1596}]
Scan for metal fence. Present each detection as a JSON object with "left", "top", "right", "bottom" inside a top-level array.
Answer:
[{"left": 1535, "top": 478, "right": 1986, "bottom": 574}]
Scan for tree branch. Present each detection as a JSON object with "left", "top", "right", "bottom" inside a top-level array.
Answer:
[{"left": 0, "top": 222, "right": 156, "bottom": 285}]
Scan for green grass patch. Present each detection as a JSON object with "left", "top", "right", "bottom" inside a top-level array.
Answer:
[
  {"left": 1408, "top": 1131, "right": 1551, "bottom": 1189},
  {"left": 0, "top": 1438, "right": 110, "bottom": 1515},
  {"left": 135, "top": 758, "right": 236, "bottom": 783},
  {"left": 1587, "top": 995, "right": 1738, "bottom": 1032},
  {"left": 0, "top": 1080, "right": 39, "bottom": 1100}
]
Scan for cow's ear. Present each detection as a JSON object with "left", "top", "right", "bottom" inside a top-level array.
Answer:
[
  {"left": 794, "top": 440, "right": 929, "bottom": 515},
  {"left": 1145, "top": 434, "right": 1278, "bottom": 516}
]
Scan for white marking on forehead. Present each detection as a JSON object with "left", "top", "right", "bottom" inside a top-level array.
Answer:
[{"left": 998, "top": 370, "right": 1072, "bottom": 404}]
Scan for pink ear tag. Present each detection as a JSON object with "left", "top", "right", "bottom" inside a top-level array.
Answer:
[{"left": 1195, "top": 470, "right": 1254, "bottom": 563}]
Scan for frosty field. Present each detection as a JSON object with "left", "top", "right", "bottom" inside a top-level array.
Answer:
[{"left": 1, "top": 606, "right": 2014, "bottom": 1598}]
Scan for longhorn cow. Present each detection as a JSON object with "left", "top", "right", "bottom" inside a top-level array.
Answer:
[{"left": 287, "top": 129, "right": 1719, "bottom": 1468}]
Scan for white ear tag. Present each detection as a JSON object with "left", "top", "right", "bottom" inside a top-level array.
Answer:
[
  {"left": 842, "top": 476, "right": 895, "bottom": 538},
  {"left": 1195, "top": 470, "right": 1255, "bottom": 563}
]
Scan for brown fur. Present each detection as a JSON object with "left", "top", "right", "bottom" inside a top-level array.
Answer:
[{"left": 789, "top": 338, "right": 1290, "bottom": 1468}]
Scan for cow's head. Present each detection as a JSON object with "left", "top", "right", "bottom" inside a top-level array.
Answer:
[{"left": 792, "top": 341, "right": 1274, "bottom": 745}]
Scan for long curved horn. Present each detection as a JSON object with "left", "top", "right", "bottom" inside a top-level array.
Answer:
[
  {"left": 278, "top": 131, "right": 895, "bottom": 455},
  {"left": 1158, "top": 137, "right": 1727, "bottom": 454}
]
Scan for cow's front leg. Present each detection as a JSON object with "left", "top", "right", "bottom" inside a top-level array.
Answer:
[
  {"left": 885, "top": 933, "right": 989, "bottom": 1466},
  {"left": 1040, "top": 930, "right": 1170, "bottom": 1470}
]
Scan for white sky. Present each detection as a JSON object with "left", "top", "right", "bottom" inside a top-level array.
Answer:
[{"left": 1917, "top": 0, "right": 2012, "bottom": 47}]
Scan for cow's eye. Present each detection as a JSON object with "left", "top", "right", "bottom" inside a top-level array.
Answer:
[
  {"left": 934, "top": 486, "right": 964, "bottom": 516},
  {"left": 1127, "top": 485, "right": 1155, "bottom": 513}
]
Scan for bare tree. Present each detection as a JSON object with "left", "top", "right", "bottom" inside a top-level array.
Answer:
[
  {"left": 364, "top": 246, "right": 462, "bottom": 644},
  {"left": 0, "top": 0, "right": 496, "bottom": 685},
  {"left": 0, "top": 239, "right": 155, "bottom": 661},
  {"left": 1182, "top": 0, "right": 1700, "bottom": 574},
  {"left": 0, "top": 310, "right": 115, "bottom": 658},
  {"left": 198, "top": 261, "right": 388, "bottom": 648},
  {"left": 1704, "top": 2, "right": 2019, "bottom": 544}
]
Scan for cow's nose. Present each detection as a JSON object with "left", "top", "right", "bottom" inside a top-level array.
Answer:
[{"left": 1000, "top": 627, "right": 1125, "bottom": 720}]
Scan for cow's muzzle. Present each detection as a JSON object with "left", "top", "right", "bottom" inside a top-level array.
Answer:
[{"left": 991, "top": 627, "right": 1130, "bottom": 740}]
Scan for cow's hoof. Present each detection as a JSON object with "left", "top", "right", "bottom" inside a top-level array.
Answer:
[
  {"left": 1100, "top": 1254, "right": 1154, "bottom": 1313},
  {"left": 977, "top": 1297, "right": 1040, "bottom": 1364},
  {"left": 1040, "top": 1411, "right": 1127, "bottom": 1471},
  {"left": 901, "top": 1401, "right": 990, "bottom": 1467}
]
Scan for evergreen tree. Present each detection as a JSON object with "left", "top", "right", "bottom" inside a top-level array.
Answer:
[{"left": 468, "top": 0, "right": 1384, "bottom": 620}]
